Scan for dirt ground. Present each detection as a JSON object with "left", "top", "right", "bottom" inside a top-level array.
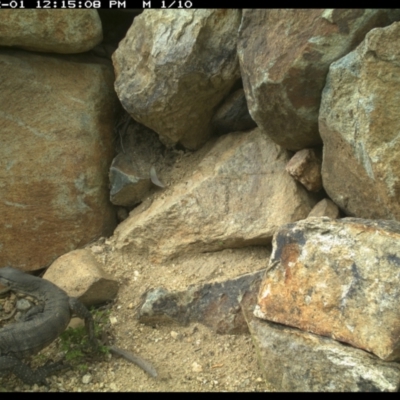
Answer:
[
  {"left": 0, "top": 243, "right": 273, "bottom": 392},
  {"left": 0, "top": 135, "right": 276, "bottom": 392}
]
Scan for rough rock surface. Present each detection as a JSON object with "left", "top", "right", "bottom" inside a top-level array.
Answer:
[
  {"left": 285, "top": 148, "right": 323, "bottom": 192},
  {"left": 237, "top": 9, "right": 400, "bottom": 150},
  {"left": 307, "top": 198, "right": 340, "bottom": 218},
  {"left": 248, "top": 318, "right": 400, "bottom": 392},
  {"left": 211, "top": 88, "right": 257, "bottom": 135},
  {"left": 0, "top": 50, "right": 117, "bottom": 271},
  {"left": 114, "top": 128, "right": 317, "bottom": 263},
  {"left": 139, "top": 270, "right": 264, "bottom": 334},
  {"left": 256, "top": 217, "right": 400, "bottom": 361},
  {"left": 113, "top": 9, "right": 241, "bottom": 149},
  {"left": 44, "top": 249, "right": 119, "bottom": 306},
  {"left": 0, "top": 10, "right": 102, "bottom": 53},
  {"left": 320, "top": 21, "right": 400, "bottom": 220}
]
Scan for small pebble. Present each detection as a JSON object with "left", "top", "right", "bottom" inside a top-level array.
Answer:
[
  {"left": 191, "top": 362, "right": 203, "bottom": 372},
  {"left": 91, "top": 246, "right": 103, "bottom": 254},
  {"left": 16, "top": 298, "right": 32, "bottom": 311},
  {"left": 82, "top": 374, "right": 92, "bottom": 384},
  {"left": 109, "top": 316, "right": 118, "bottom": 325},
  {"left": 170, "top": 331, "right": 178, "bottom": 339}
]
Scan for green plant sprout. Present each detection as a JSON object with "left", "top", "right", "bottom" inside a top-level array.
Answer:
[{"left": 58, "top": 307, "right": 111, "bottom": 371}]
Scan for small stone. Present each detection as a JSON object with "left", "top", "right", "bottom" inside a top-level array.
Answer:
[
  {"left": 241, "top": 378, "right": 250, "bottom": 387},
  {"left": 16, "top": 298, "right": 33, "bottom": 311},
  {"left": 109, "top": 316, "right": 118, "bottom": 325},
  {"left": 255, "top": 377, "right": 263, "bottom": 383},
  {"left": 3, "top": 300, "right": 14, "bottom": 313},
  {"left": 82, "top": 374, "right": 92, "bottom": 384},
  {"left": 68, "top": 317, "right": 85, "bottom": 330},
  {"left": 128, "top": 303, "right": 134, "bottom": 309},
  {"left": 90, "top": 245, "right": 103, "bottom": 254},
  {"left": 170, "top": 331, "right": 179, "bottom": 339},
  {"left": 191, "top": 361, "right": 203, "bottom": 372},
  {"left": 109, "top": 383, "right": 117, "bottom": 391},
  {"left": 134, "top": 270, "right": 140, "bottom": 277},
  {"left": 285, "top": 148, "right": 322, "bottom": 192}
]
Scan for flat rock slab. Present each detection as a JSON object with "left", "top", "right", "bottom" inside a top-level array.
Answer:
[
  {"left": 114, "top": 128, "right": 317, "bottom": 263},
  {"left": 139, "top": 270, "right": 264, "bottom": 334},
  {"left": 248, "top": 318, "right": 400, "bottom": 392},
  {"left": 256, "top": 217, "right": 400, "bottom": 361},
  {"left": 320, "top": 21, "right": 400, "bottom": 220},
  {"left": 0, "top": 9, "right": 102, "bottom": 53},
  {"left": 237, "top": 9, "right": 400, "bottom": 150},
  {"left": 113, "top": 9, "right": 241, "bottom": 149}
]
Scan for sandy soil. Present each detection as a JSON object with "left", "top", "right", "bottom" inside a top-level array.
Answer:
[{"left": 0, "top": 244, "right": 272, "bottom": 392}]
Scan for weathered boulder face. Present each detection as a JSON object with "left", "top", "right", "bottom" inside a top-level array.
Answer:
[
  {"left": 0, "top": 10, "right": 102, "bottom": 53},
  {"left": 114, "top": 128, "right": 318, "bottom": 263},
  {"left": 256, "top": 217, "right": 400, "bottom": 361},
  {"left": 248, "top": 318, "right": 400, "bottom": 392},
  {"left": 113, "top": 9, "right": 242, "bottom": 150},
  {"left": 237, "top": 9, "right": 400, "bottom": 150},
  {"left": 0, "top": 50, "right": 117, "bottom": 271},
  {"left": 320, "top": 22, "right": 400, "bottom": 220}
]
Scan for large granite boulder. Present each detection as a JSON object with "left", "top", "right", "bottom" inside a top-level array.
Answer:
[
  {"left": 0, "top": 50, "right": 117, "bottom": 271},
  {"left": 238, "top": 9, "right": 400, "bottom": 150},
  {"left": 256, "top": 217, "right": 400, "bottom": 361},
  {"left": 113, "top": 9, "right": 241, "bottom": 149},
  {"left": 249, "top": 318, "right": 400, "bottom": 392},
  {"left": 320, "top": 21, "right": 400, "bottom": 220},
  {"left": 0, "top": 10, "right": 102, "bottom": 53}
]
